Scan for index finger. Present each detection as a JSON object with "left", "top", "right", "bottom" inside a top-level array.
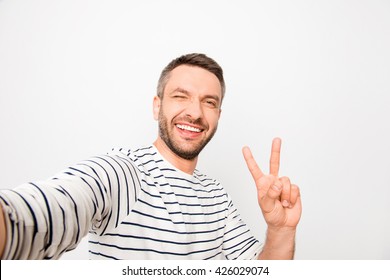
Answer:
[
  {"left": 270, "top": 137, "right": 282, "bottom": 177},
  {"left": 242, "top": 146, "right": 264, "bottom": 181}
]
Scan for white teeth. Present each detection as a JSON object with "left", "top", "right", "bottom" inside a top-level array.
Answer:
[{"left": 176, "top": 124, "right": 202, "bottom": 132}]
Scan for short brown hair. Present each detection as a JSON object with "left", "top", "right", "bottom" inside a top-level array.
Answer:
[{"left": 157, "top": 53, "right": 225, "bottom": 101}]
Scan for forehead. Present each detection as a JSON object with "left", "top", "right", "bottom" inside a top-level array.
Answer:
[{"left": 164, "top": 65, "right": 222, "bottom": 97}]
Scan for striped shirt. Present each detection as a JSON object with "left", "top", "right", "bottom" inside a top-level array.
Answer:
[{"left": 0, "top": 145, "right": 262, "bottom": 260}]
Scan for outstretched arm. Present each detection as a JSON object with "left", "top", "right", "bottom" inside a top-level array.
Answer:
[
  {"left": 242, "top": 138, "right": 302, "bottom": 260},
  {"left": 0, "top": 153, "right": 118, "bottom": 259}
]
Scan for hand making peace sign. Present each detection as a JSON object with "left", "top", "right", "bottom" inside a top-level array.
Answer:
[{"left": 242, "top": 138, "right": 302, "bottom": 230}]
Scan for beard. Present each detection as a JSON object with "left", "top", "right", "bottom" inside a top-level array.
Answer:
[{"left": 158, "top": 107, "right": 218, "bottom": 161}]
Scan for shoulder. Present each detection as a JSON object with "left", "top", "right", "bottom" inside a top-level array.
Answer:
[{"left": 107, "top": 146, "right": 161, "bottom": 175}]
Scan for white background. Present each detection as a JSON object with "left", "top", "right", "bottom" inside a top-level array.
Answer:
[{"left": 0, "top": 0, "right": 389, "bottom": 260}]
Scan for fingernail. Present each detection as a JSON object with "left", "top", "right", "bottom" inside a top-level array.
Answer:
[{"left": 282, "top": 200, "right": 290, "bottom": 207}]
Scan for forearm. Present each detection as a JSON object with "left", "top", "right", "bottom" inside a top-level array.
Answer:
[{"left": 258, "top": 227, "right": 296, "bottom": 260}]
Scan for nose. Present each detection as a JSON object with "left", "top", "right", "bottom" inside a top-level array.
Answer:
[{"left": 184, "top": 99, "right": 203, "bottom": 120}]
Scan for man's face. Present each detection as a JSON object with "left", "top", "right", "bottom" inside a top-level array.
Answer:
[{"left": 153, "top": 65, "right": 222, "bottom": 160}]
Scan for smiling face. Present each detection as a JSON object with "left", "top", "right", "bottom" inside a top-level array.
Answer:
[{"left": 153, "top": 65, "right": 222, "bottom": 161}]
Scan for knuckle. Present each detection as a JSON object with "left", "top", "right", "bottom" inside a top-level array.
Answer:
[
  {"left": 291, "top": 184, "right": 299, "bottom": 191},
  {"left": 280, "top": 176, "right": 291, "bottom": 183}
]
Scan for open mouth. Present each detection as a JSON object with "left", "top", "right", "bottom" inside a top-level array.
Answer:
[{"left": 176, "top": 124, "right": 204, "bottom": 133}]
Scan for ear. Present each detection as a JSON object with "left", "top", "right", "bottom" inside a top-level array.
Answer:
[{"left": 153, "top": 96, "right": 161, "bottom": 121}]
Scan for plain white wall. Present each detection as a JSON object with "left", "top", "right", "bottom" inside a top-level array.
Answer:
[{"left": 0, "top": 0, "right": 389, "bottom": 260}]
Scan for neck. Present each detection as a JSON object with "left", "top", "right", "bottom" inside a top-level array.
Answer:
[{"left": 153, "top": 137, "right": 198, "bottom": 175}]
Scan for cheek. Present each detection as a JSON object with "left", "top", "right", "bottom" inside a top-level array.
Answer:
[
  {"left": 206, "top": 111, "right": 221, "bottom": 128},
  {"left": 170, "top": 104, "right": 184, "bottom": 114},
  {"left": 160, "top": 103, "right": 184, "bottom": 121}
]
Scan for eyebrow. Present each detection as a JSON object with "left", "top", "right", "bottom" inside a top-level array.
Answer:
[
  {"left": 169, "top": 87, "right": 190, "bottom": 95},
  {"left": 169, "top": 87, "right": 221, "bottom": 104}
]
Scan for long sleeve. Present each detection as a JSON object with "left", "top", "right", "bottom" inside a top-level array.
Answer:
[{"left": 0, "top": 154, "right": 121, "bottom": 259}]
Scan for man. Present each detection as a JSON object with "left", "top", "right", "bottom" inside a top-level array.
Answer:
[{"left": 0, "top": 53, "right": 301, "bottom": 260}]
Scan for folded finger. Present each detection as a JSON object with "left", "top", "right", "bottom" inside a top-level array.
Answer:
[
  {"left": 260, "top": 176, "right": 282, "bottom": 213},
  {"left": 280, "top": 176, "right": 291, "bottom": 208},
  {"left": 289, "top": 184, "right": 300, "bottom": 208}
]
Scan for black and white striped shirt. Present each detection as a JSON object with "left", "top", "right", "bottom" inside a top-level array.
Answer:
[{"left": 0, "top": 145, "right": 261, "bottom": 260}]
